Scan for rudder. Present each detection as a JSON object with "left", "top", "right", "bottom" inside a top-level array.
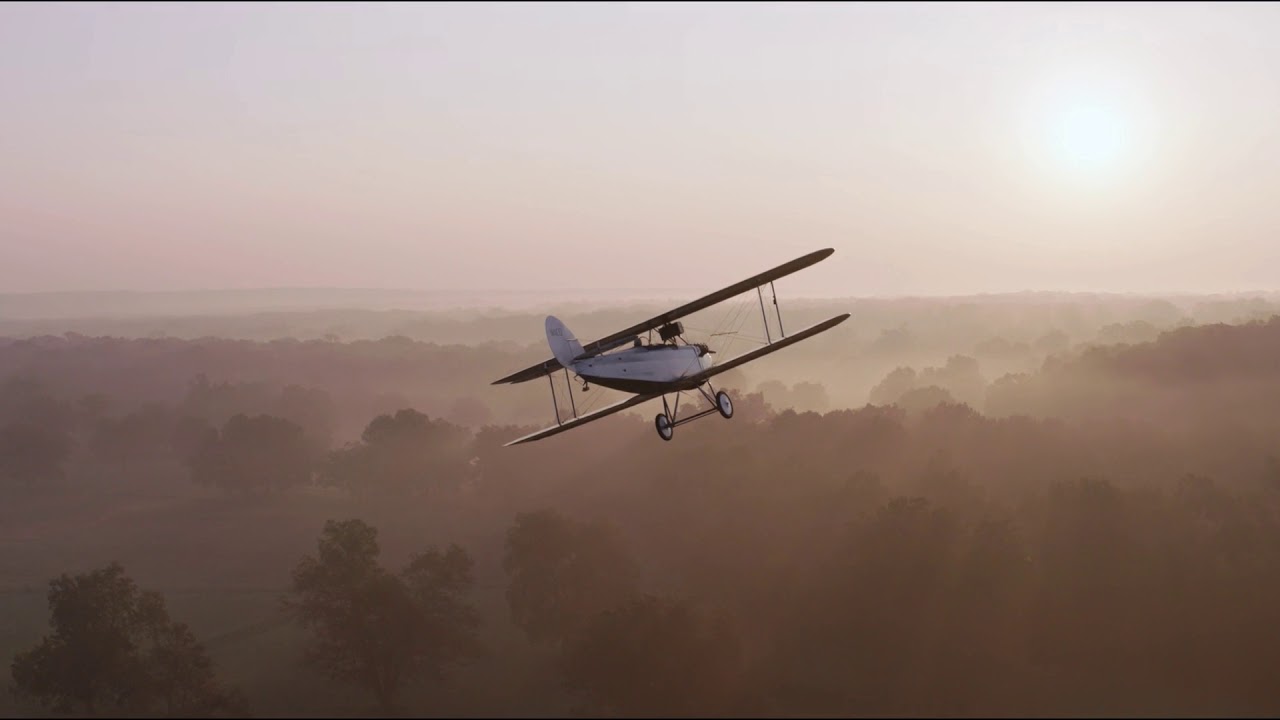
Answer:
[{"left": 545, "top": 316, "right": 585, "bottom": 367}]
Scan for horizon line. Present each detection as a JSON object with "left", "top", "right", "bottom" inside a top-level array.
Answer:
[{"left": 3, "top": 287, "right": 1280, "bottom": 301}]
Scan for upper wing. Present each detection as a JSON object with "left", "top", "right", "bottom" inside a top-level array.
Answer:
[
  {"left": 686, "top": 313, "right": 851, "bottom": 383},
  {"left": 503, "top": 392, "right": 660, "bottom": 447},
  {"left": 493, "top": 248, "right": 836, "bottom": 385}
]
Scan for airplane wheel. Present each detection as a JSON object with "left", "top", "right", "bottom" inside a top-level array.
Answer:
[
  {"left": 715, "top": 390, "right": 734, "bottom": 419},
  {"left": 655, "top": 413, "right": 674, "bottom": 441}
]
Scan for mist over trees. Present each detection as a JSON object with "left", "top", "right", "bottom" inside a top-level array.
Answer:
[
  {"left": 187, "top": 414, "right": 314, "bottom": 495},
  {"left": 283, "top": 519, "right": 481, "bottom": 712},
  {"left": 503, "top": 510, "right": 638, "bottom": 649},
  {"left": 11, "top": 563, "right": 244, "bottom": 717},
  {"left": 7, "top": 295, "right": 1280, "bottom": 716},
  {"left": 319, "top": 410, "right": 471, "bottom": 498}
]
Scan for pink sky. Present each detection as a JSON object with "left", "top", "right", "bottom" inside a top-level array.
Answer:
[{"left": 2, "top": 2, "right": 1279, "bottom": 296}]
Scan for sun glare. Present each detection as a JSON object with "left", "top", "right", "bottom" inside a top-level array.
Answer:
[
  {"left": 1017, "top": 65, "right": 1155, "bottom": 192},
  {"left": 1049, "top": 102, "right": 1131, "bottom": 179}
]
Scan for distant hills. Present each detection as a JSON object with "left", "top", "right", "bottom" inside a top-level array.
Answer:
[
  {"left": 4, "top": 287, "right": 1279, "bottom": 321},
  {"left": 0, "top": 287, "right": 705, "bottom": 319}
]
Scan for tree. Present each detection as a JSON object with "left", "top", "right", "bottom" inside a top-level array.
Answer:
[
  {"left": 283, "top": 519, "right": 481, "bottom": 712},
  {"left": 1033, "top": 477, "right": 1139, "bottom": 696},
  {"left": 765, "top": 497, "right": 962, "bottom": 716},
  {"left": 275, "top": 384, "right": 336, "bottom": 455},
  {"left": 0, "top": 376, "right": 72, "bottom": 432},
  {"left": 147, "top": 622, "right": 248, "bottom": 717},
  {"left": 503, "top": 509, "right": 638, "bottom": 648},
  {"left": 731, "top": 390, "right": 774, "bottom": 425},
  {"left": 790, "top": 381, "right": 831, "bottom": 413},
  {"left": 76, "top": 393, "right": 112, "bottom": 430},
  {"left": 869, "top": 367, "right": 917, "bottom": 406},
  {"left": 179, "top": 375, "right": 275, "bottom": 428},
  {"left": 88, "top": 405, "right": 177, "bottom": 473},
  {"left": 561, "top": 594, "right": 743, "bottom": 716},
  {"left": 756, "top": 380, "right": 791, "bottom": 409},
  {"left": 918, "top": 355, "right": 987, "bottom": 408},
  {"left": 1033, "top": 329, "right": 1071, "bottom": 356},
  {"left": 401, "top": 546, "right": 484, "bottom": 681},
  {"left": 170, "top": 416, "right": 217, "bottom": 466},
  {"left": 186, "top": 414, "right": 313, "bottom": 494},
  {"left": 896, "top": 385, "right": 955, "bottom": 415},
  {"left": 447, "top": 396, "right": 492, "bottom": 429},
  {"left": 0, "top": 422, "right": 73, "bottom": 489},
  {"left": 319, "top": 409, "right": 470, "bottom": 497},
  {"left": 10, "top": 562, "right": 242, "bottom": 716}
]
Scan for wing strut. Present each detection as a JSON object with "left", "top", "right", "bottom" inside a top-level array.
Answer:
[
  {"left": 771, "top": 281, "right": 785, "bottom": 338},
  {"left": 564, "top": 368, "right": 577, "bottom": 419},
  {"left": 547, "top": 373, "right": 561, "bottom": 426},
  {"left": 755, "top": 280, "right": 787, "bottom": 344},
  {"left": 547, "top": 368, "right": 581, "bottom": 427},
  {"left": 757, "top": 286, "right": 773, "bottom": 345}
]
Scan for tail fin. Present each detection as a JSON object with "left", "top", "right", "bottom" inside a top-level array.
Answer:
[{"left": 546, "top": 316, "right": 585, "bottom": 367}]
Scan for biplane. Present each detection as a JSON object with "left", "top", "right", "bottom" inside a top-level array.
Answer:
[{"left": 493, "top": 248, "right": 850, "bottom": 446}]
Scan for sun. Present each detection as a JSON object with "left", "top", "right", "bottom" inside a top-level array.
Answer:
[
  {"left": 1018, "top": 72, "right": 1152, "bottom": 190},
  {"left": 1048, "top": 102, "right": 1131, "bottom": 180}
]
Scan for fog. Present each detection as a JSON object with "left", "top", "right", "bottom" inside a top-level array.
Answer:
[
  {"left": 8, "top": 1, "right": 1280, "bottom": 716},
  {"left": 6, "top": 290, "right": 1280, "bottom": 716}
]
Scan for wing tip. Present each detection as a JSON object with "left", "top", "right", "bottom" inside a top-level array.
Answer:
[
  {"left": 817, "top": 312, "right": 852, "bottom": 331},
  {"left": 502, "top": 429, "right": 543, "bottom": 447},
  {"left": 805, "top": 247, "right": 835, "bottom": 263}
]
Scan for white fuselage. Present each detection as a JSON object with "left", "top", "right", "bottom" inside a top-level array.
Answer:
[{"left": 571, "top": 344, "right": 714, "bottom": 394}]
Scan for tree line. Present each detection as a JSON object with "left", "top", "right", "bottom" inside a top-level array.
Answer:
[
  {"left": 15, "top": 464, "right": 1280, "bottom": 717},
  {"left": 8, "top": 314, "right": 1280, "bottom": 714}
]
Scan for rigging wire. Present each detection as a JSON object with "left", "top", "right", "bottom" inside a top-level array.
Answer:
[
  {"left": 557, "top": 283, "right": 780, "bottom": 417},
  {"left": 715, "top": 293, "right": 764, "bottom": 360},
  {"left": 709, "top": 294, "right": 754, "bottom": 357}
]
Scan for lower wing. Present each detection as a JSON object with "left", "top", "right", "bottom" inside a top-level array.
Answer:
[{"left": 504, "top": 392, "right": 661, "bottom": 447}]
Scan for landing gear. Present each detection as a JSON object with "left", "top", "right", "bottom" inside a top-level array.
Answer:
[
  {"left": 652, "top": 386, "right": 734, "bottom": 442},
  {"left": 715, "top": 390, "right": 734, "bottom": 419},
  {"left": 655, "top": 413, "right": 674, "bottom": 441}
]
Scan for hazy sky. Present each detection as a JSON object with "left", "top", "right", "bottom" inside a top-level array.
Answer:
[{"left": 3, "top": 2, "right": 1280, "bottom": 296}]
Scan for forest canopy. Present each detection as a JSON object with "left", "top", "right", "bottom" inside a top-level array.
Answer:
[{"left": 5, "top": 296, "right": 1280, "bottom": 716}]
